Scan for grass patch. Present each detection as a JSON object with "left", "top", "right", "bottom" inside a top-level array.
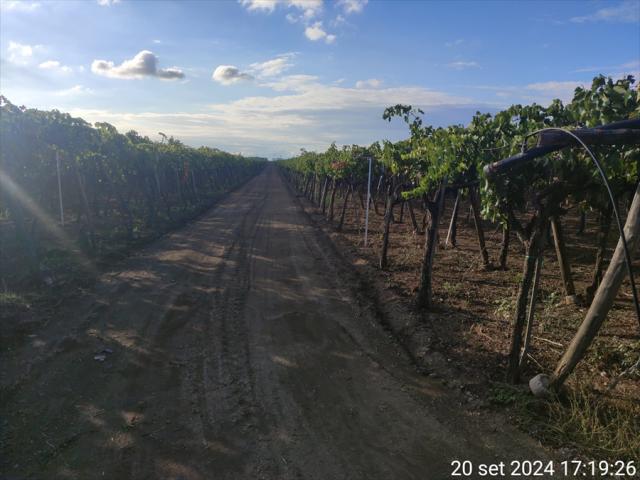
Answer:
[
  {"left": 441, "top": 281, "right": 461, "bottom": 297},
  {"left": 0, "top": 291, "right": 28, "bottom": 308},
  {"left": 493, "top": 296, "right": 516, "bottom": 321},
  {"left": 493, "top": 382, "right": 640, "bottom": 461},
  {"left": 545, "top": 387, "right": 640, "bottom": 461}
]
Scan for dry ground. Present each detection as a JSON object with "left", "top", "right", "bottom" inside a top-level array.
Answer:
[
  {"left": 297, "top": 180, "right": 639, "bottom": 460},
  {"left": 1, "top": 166, "right": 556, "bottom": 479}
]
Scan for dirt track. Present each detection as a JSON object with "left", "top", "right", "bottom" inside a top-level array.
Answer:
[{"left": 1, "top": 166, "right": 551, "bottom": 479}]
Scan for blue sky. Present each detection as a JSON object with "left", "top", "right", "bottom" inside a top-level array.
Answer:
[{"left": 1, "top": 0, "right": 639, "bottom": 158}]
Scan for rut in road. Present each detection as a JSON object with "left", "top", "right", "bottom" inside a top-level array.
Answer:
[{"left": 1, "top": 166, "right": 552, "bottom": 480}]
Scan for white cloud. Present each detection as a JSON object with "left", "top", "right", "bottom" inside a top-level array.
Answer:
[
  {"left": 571, "top": 1, "right": 639, "bottom": 23},
  {"left": 207, "top": 78, "right": 471, "bottom": 125},
  {"left": 260, "top": 74, "right": 320, "bottom": 91},
  {"left": 39, "top": 60, "right": 59, "bottom": 69},
  {"left": 55, "top": 85, "right": 94, "bottom": 97},
  {"left": 250, "top": 53, "right": 296, "bottom": 77},
  {"left": 355, "top": 78, "right": 382, "bottom": 89},
  {"left": 473, "top": 80, "right": 586, "bottom": 104},
  {"left": 240, "top": 1, "right": 334, "bottom": 42},
  {"left": 66, "top": 78, "right": 474, "bottom": 158},
  {"left": 332, "top": 14, "right": 346, "bottom": 25},
  {"left": 212, "top": 65, "right": 253, "bottom": 85},
  {"left": 289, "top": 0, "right": 322, "bottom": 17},
  {"left": 97, "top": 0, "right": 121, "bottom": 6},
  {"left": 7, "top": 41, "right": 41, "bottom": 64},
  {"left": 524, "top": 80, "right": 585, "bottom": 102},
  {"left": 239, "top": 0, "right": 278, "bottom": 12},
  {"left": 239, "top": 0, "right": 322, "bottom": 16},
  {"left": 445, "top": 61, "right": 480, "bottom": 70},
  {"left": 39, "top": 60, "right": 72, "bottom": 74},
  {"left": 337, "top": 0, "right": 367, "bottom": 14},
  {"left": 305, "top": 21, "right": 335, "bottom": 43},
  {"left": 0, "top": 1, "right": 40, "bottom": 12},
  {"left": 91, "top": 50, "right": 185, "bottom": 80}
]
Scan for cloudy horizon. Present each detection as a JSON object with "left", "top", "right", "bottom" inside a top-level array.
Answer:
[{"left": 1, "top": 0, "right": 639, "bottom": 158}]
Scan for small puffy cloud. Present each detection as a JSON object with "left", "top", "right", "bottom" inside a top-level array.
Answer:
[
  {"left": 240, "top": 1, "right": 332, "bottom": 42},
  {"left": 1, "top": 1, "right": 41, "bottom": 12},
  {"left": 355, "top": 78, "right": 382, "bottom": 89},
  {"left": 445, "top": 61, "right": 480, "bottom": 70},
  {"left": 212, "top": 65, "right": 253, "bottom": 85},
  {"left": 240, "top": 0, "right": 322, "bottom": 19},
  {"left": 7, "top": 41, "right": 41, "bottom": 64},
  {"left": 239, "top": 0, "right": 278, "bottom": 12},
  {"left": 39, "top": 60, "right": 72, "bottom": 73},
  {"left": 305, "top": 22, "right": 335, "bottom": 43},
  {"left": 250, "top": 53, "right": 296, "bottom": 77},
  {"left": 97, "top": 0, "right": 121, "bottom": 6},
  {"left": 240, "top": 0, "right": 322, "bottom": 14},
  {"left": 91, "top": 50, "right": 185, "bottom": 80},
  {"left": 288, "top": 0, "right": 322, "bottom": 16},
  {"left": 337, "top": 0, "right": 367, "bottom": 14},
  {"left": 571, "top": 1, "right": 639, "bottom": 23}
]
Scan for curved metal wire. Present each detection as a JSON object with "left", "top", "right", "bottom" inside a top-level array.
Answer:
[{"left": 522, "top": 127, "right": 640, "bottom": 327}]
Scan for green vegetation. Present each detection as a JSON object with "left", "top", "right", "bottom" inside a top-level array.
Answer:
[
  {"left": 279, "top": 74, "right": 639, "bottom": 385},
  {"left": 0, "top": 96, "right": 266, "bottom": 285}
]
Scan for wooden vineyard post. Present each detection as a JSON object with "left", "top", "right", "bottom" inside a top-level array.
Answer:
[
  {"left": 550, "top": 216, "right": 576, "bottom": 302},
  {"left": 320, "top": 176, "right": 329, "bottom": 214},
  {"left": 499, "top": 222, "right": 510, "bottom": 270},
  {"left": 379, "top": 184, "right": 395, "bottom": 269},
  {"left": 364, "top": 156, "right": 372, "bottom": 247},
  {"left": 552, "top": 182, "right": 640, "bottom": 388},
  {"left": 469, "top": 186, "right": 490, "bottom": 268},
  {"left": 56, "top": 150, "right": 65, "bottom": 226},
  {"left": 519, "top": 255, "right": 543, "bottom": 369},
  {"left": 507, "top": 217, "right": 548, "bottom": 383},
  {"left": 191, "top": 170, "right": 198, "bottom": 199},
  {"left": 337, "top": 184, "right": 351, "bottom": 231},
  {"left": 445, "top": 189, "right": 461, "bottom": 247},
  {"left": 74, "top": 162, "right": 95, "bottom": 249}
]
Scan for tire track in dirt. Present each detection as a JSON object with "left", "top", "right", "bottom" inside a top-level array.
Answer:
[
  {"left": 1, "top": 167, "right": 559, "bottom": 480},
  {"left": 191, "top": 186, "right": 268, "bottom": 467}
]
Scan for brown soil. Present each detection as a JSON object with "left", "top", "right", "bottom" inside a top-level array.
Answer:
[
  {"left": 1, "top": 167, "right": 555, "bottom": 479},
  {"left": 300, "top": 184, "right": 639, "bottom": 403}
]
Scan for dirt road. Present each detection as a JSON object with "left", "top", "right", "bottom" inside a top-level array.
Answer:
[{"left": 2, "top": 166, "right": 550, "bottom": 479}]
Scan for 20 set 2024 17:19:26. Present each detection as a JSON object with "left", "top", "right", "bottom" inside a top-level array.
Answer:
[{"left": 451, "top": 460, "right": 636, "bottom": 477}]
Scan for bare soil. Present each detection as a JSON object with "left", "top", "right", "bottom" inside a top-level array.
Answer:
[
  {"left": 1, "top": 167, "right": 554, "bottom": 479},
  {"left": 296, "top": 181, "right": 639, "bottom": 459}
]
